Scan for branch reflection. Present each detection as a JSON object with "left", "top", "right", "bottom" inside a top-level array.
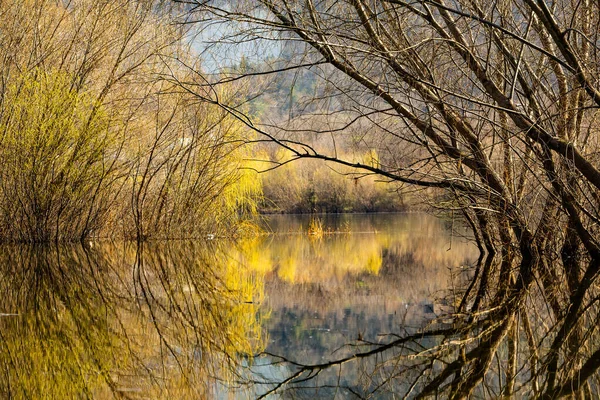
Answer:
[{"left": 0, "top": 242, "right": 264, "bottom": 398}]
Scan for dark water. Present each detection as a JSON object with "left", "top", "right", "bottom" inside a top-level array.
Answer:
[{"left": 0, "top": 213, "right": 477, "bottom": 399}]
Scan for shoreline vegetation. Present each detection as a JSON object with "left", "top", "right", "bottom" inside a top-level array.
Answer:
[
  {"left": 257, "top": 157, "right": 409, "bottom": 214},
  {"left": 0, "top": 0, "right": 411, "bottom": 244},
  {"left": 0, "top": 0, "right": 263, "bottom": 243}
]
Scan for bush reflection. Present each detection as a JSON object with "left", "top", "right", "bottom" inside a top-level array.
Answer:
[{"left": 0, "top": 242, "right": 264, "bottom": 398}]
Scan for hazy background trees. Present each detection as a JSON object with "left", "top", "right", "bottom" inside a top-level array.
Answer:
[{"left": 181, "top": 0, "right": 600, "bottom": 397}]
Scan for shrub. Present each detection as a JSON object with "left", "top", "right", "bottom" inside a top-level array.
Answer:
[{"left": 0, "top": 70, "right": 119, "bottom": 242}]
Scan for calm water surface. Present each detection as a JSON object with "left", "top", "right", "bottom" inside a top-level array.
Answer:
[
  {"left": 0, "top": 213, "right": 477, "bottom": 398},
  {"left": 240, "top": 213, "right": 478, "bottom": 398},
  {"left": 259, "top": 213, "right": 477, "bottom": 347}
]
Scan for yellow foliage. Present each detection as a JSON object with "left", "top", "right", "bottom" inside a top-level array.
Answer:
[
  {"left": 365, "top": 253, "right": 383, "bottom": 275},
  {"left": 0, "top": 69, "right": 117, "bottom": 241},
  {"left": 307, "top": 216, "right": 325, "bottom": 238},
  {"left": 278, "top": 255, "right": 298, "bottom": 283},
  {"left": 362, "top": 148, "right": 380, "bottom": 168},
  {"left": 0, "top": 0, "right": 263, "bottom": 242}
]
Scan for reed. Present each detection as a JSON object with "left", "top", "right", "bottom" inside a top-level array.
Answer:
[{"left": 307, "top": 216, "right": 324, "bottom": 239}]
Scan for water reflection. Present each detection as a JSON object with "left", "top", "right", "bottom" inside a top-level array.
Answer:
[
  {"left": 240, "top": 213, "right": 479, "bottom": 398},
  {"left": 0, "top": 243, "right": 263, "bottom": 398},
  {"left": 253, "top": 213, "right": 476, "bottom": 283},
  {"left": 240, "top": 214, "right": 600, "bottom": 399},
  {"left": 0, "top": 213, "right": 482, "bottom": 399}
]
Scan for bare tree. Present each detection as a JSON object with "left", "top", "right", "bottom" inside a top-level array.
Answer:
[{"left": 179, "top": 0, "right": 600, "bottom": 397}]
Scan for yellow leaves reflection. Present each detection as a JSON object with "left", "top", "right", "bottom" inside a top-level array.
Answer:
[
  {"left": 0, "top": 242, "right": 264, "bottom": 398},
  {"left": 0, "top": 215, "right": 479, "bottom": 398},
  {"left": 236, "top": 214, "right": 473, "bottom": 285}
]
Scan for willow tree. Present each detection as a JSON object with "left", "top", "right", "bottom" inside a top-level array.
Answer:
[
  {"left": 0, "top": 0, "right": 261, "bottom": 242},
  {"left": 182, "top": 0, "right": 600, "bottom": 397}
]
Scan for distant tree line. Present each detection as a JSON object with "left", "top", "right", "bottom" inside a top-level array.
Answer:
[{"left": 259, "top": 151, "right": 407, "bottom": 213}]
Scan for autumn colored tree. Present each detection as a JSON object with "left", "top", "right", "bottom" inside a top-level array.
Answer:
[{"left": 0, "top": 0, "right": 261, "bottom": 242}]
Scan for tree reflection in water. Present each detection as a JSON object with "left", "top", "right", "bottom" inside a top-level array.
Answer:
[
  {"left": 3, "top": 213, "right": 600, "bottom": 398},
  {"left": 0, "top": 242, "right": 264, "bottom": 398},
  {"left": 235, "top": 214, "right": 600, "bottom": 399}
]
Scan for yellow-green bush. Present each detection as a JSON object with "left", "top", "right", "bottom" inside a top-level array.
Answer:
[
  {"left": 0, "top": 0, "right": 262, "bottom": 242},
  {"left": 0, "top": 70, "right": 119, "bottom": 242}
]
